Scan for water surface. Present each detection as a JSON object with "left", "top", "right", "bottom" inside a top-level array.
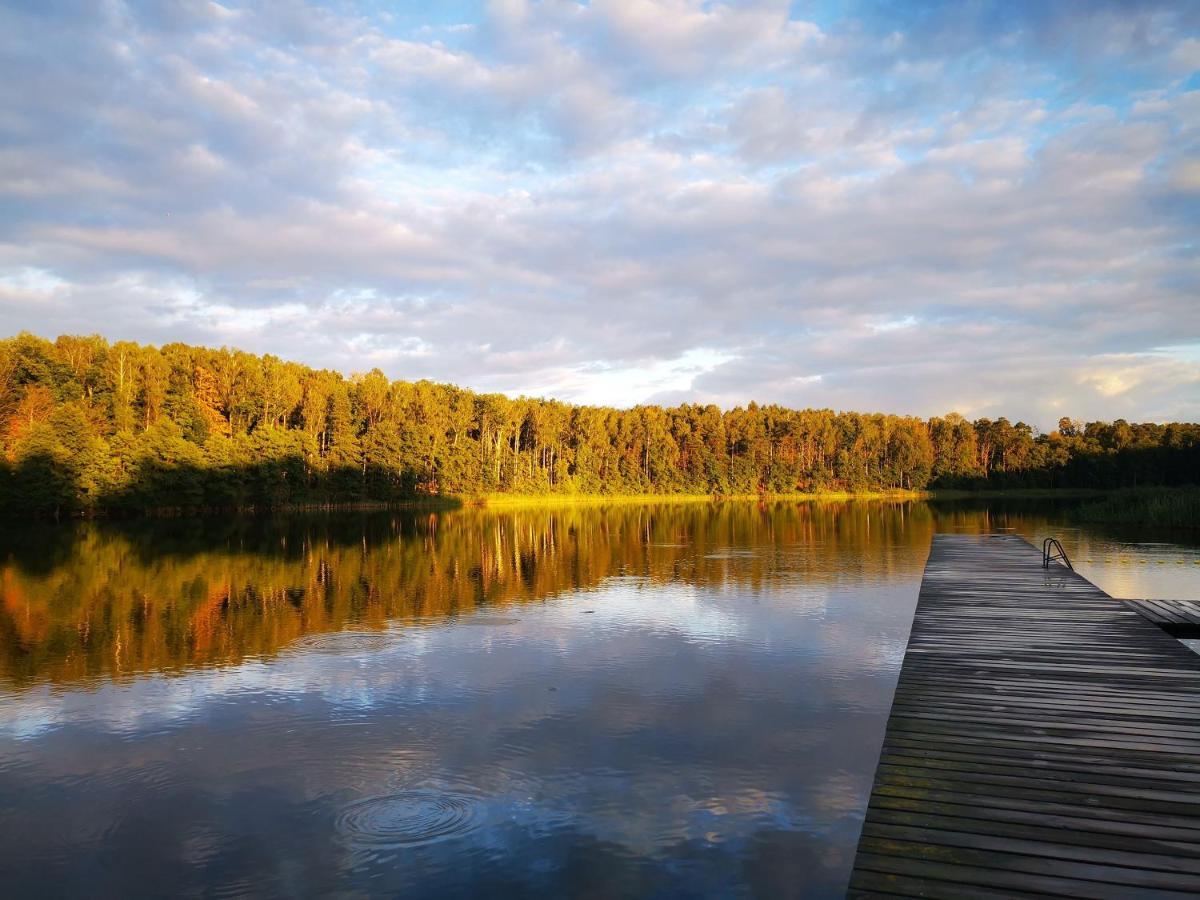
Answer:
[{"left": 0, "top": 500, "right": 1196, "bottom": 897}]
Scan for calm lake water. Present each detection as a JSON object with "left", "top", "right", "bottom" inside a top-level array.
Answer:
[{"left": 0, "top": 500, "right": 1197, "bottom": 898}]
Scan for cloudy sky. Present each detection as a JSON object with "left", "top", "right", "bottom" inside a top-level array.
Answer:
[{"left": 1, "top": 1, "right": 1197, "bottom": 427}]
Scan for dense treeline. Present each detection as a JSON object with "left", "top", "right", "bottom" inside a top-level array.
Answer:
[{"left": 1, "top": 333, "right": 1197, "bottom": 514}]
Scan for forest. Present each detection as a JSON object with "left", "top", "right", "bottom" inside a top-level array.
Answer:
[{"left": 1, "top": 332, "right": 1197, "bottom": 515}]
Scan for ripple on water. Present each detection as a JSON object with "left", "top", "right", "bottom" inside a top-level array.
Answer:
[
  {"left": 455, "top": 615, "right": 521, "bottom": 627},
  {"left": 288, "top": 630, "right": 402, "bottom": 654},
  {"left": 336, "top": 789, "right": 481, "bottom": 848}
]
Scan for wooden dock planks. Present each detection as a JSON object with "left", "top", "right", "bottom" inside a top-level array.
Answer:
[
  {"left": 849, "top": 533, "right": 1200, "bottom": 898},
  {"left": 1122, "top": 598, "right": 1200, "bottom": 636}
]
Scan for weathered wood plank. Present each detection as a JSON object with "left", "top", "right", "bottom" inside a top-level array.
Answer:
[
  {"left": 1122, "top": 598, "right": 1200, "bottom": 635},
  {"left": 849, "top": 534, "right": 1200, "bottom": 897}
]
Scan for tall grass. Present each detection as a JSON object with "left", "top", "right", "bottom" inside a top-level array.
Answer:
[
  {"left": 1074, "top": 487, "right": 1200, "bottom": 529},
  {"left": 466, "top": 490, "right": 929, "bottom": 508}
]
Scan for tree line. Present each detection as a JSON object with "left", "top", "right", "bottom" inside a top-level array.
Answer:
[{"left": 1, "top": 333, "right": 1196, "bottom": 514}]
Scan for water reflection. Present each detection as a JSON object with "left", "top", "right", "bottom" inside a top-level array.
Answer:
[
  {"left": 0, "top": 500, "right": 1196, "bottom": 898},
  {"left": 0, "top": 502, "right": 931, "bottom": 685},
  {"left": 926, "top": 497, "right": 1200, "bottom": 601}
]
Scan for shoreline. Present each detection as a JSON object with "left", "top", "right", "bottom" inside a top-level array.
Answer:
[
  {"left": 2, "top": 487, "right": 1144, "bottom": 519},
  {"left": 925, "top": 488, "right": 1106, "bottom": 500},
  {"left": 464, "top": 490, "right": 928, "bottom": 508}
]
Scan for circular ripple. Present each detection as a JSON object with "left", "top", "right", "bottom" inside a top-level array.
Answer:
[
  {"left": 703, "top": 549, "right": 757, "bottom": 560},
  {"left": 336, "top": 790, "right": 480, "bottom": 847},
  {"left": 289, "top": 631, "right": 400, "bottom": 654},
  {"left": 456, "top": 615, "right": 520, "bottom": 627}
]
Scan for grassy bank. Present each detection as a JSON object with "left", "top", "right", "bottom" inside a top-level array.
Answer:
[
  {"left": 928, "top": 488, "right": 1107, "bottom": 500},
  {"left": 31, "top": 496, "right": 467, "bottom": 519},
  {"left": 1072, "top": 487, "right": 1200, "bottom": 529},
  {"left": 461, "top": 490, "right": 930, "bottom": 509},
  {"left": 30, "top": 486, "right": 1195, "bottom": 519}
]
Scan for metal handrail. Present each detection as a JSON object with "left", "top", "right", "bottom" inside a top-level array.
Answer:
[{"left": 1042, "top": 537, "right": 1073, "bottom": 570}]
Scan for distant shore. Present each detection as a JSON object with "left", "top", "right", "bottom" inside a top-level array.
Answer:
[
  {"left": 465, "top": 489, "right": 929, "bottom": 508},
  {"left": 9, "top": 486, "right": 1198, "bottom": 521},
  {"left": 468, "top": 487, "right": 1134, "bottom": 507},
  {"left": 6, "top": 334, "right": 1197, "bottom": 520},
  {"left": 925, "top": 488, "right": 1106, "bottom": 500},
  {"left": 1072, "top": 486, "right": 1200, "bottom": 529}
]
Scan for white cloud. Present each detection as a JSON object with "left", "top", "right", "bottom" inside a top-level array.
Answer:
[{"left": 0, "top": 1, "right": 1196, "bottom": 427}]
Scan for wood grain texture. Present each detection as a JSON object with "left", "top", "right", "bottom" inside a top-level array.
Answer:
[
  {"left": 1123, "top": 598, "right": 1200, "bottom": 636},
  {"left": 849, "top": 534, "right": 1200, "bottom": 898}
]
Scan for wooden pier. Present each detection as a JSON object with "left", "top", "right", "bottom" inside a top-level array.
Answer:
[
  {"left": 1122, "top": 598, "right": 1200, "bottom": 637},
  {"left": 849, "top": 533, "right": 1200, "bottom": 898}
]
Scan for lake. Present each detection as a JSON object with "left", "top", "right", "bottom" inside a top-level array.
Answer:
[{"left": 0, "top": 500, "right": 1196, "bottom": 897}]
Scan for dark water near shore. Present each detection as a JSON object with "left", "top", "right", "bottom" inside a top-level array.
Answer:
[{"left": 0, "top": 500, "right": 1196, "bottom": 897}]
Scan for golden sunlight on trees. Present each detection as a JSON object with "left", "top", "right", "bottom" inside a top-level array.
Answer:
[{"left": 0, "top": 332, "right": 1196, "bottom": 515}]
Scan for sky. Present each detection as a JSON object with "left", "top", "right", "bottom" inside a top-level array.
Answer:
[{"left": 0, "top": 0, "right": 1197, "bottom": 429}]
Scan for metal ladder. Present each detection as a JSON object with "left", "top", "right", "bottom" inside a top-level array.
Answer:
[{"left": 1042, "top": 537, "right": 1073, "bottom": 570}]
